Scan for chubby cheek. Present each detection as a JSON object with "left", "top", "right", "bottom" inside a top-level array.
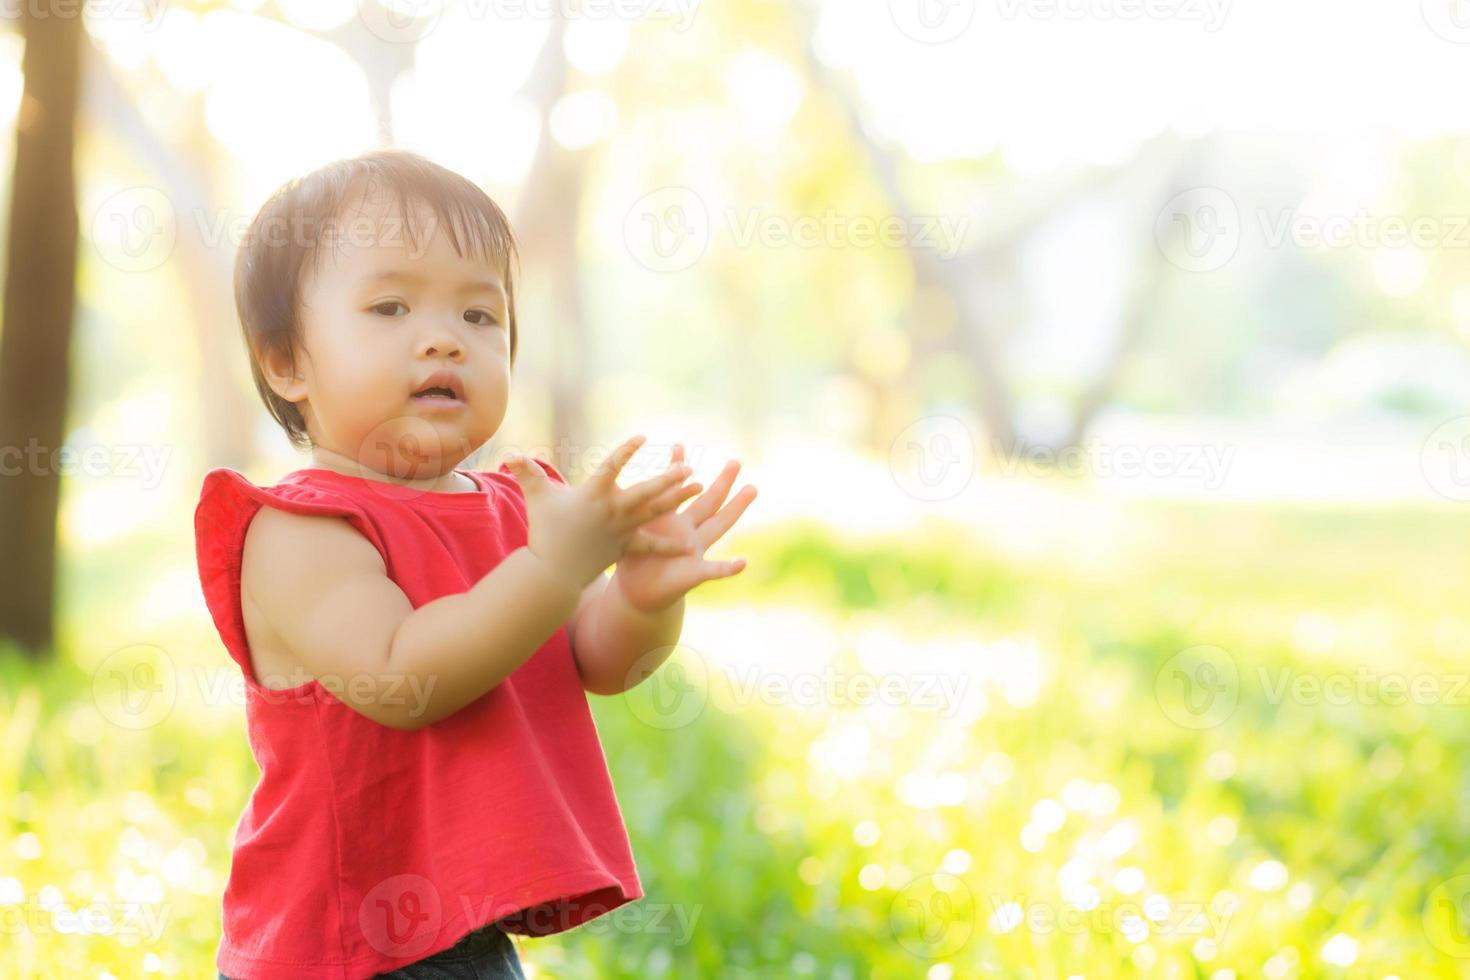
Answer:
[
  {"left": 312, "top": 336, "right": 407, "bottom": 435},
  {"left": 467, "top": 368, "right": 510, "bottom": 433}
]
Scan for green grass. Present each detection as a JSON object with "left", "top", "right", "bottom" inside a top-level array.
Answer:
[{"left": 3, "top": 497, "right": 1470, "bottom": 977}]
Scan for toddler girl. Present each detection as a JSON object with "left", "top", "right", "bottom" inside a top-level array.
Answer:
[{"left": 194, "top": 148, "right": 756, "bottom": 979}]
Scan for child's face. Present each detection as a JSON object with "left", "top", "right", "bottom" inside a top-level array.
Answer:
[{"left": 279, "top": 192, "right": 512, "bottom": 478}]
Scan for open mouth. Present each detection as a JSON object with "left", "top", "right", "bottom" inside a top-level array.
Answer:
[
  {"left": 412, "top": 385, "right": 461, "bottom": 401},
  {"left": 410, "top": 370, "right": 467, "bottom": 406}
]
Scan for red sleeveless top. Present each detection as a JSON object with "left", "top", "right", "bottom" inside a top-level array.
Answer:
[{"left": 193, "top": 459, "right": 643, "bottom": 980}]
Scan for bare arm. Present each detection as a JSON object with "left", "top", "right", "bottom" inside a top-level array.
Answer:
[
  {"left": 240, "top": 437, "right": 698, "bottom": 730},
  {"left": 242, "top": 507, "right": 583, "bottom": 731},
  {"left": 567, "top": 571, "right": 685, "bottom": 696}
]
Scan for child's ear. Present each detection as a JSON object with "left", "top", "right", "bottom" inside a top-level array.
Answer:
[{"left": 258, "top": 341, "right": 308, "bottom": 405}]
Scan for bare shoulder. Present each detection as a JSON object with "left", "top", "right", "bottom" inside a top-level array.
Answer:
[{"left": 239, "top": 506, "right": 388, "bottom": 689}]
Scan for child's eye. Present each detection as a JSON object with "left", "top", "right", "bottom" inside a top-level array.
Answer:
[
  {"left": 465, "top": 309, "right": 500, "bottom": 326},
  {"left": 371, "top": 301, "right": 408, "bottom": 317}
]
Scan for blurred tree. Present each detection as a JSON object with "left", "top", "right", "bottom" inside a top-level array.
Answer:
[
  {"left": 794, "top": 11, "right": 1190, "bottom": 461},
  {"left": 82, "top": 46, "right": 257, "bottom": 470},
  {"left": 507, "top": 16, "right": 595, "bottom": 466},
  {"left": 0, "top": 3, "right": 82, "bottom": 658}
]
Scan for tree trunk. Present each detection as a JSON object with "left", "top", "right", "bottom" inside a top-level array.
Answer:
[{"left": 0, "top": 6, "right": 83, "bottom": 658}]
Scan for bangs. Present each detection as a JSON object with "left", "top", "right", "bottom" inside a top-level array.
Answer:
[{"left": 304, "top": 153, "right": 520, "bottom": 282}]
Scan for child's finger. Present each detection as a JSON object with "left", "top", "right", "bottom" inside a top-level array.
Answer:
[
  {"left": 679, "top": 459, "right": 742, "bottom": 526},
  {"left": 629, "top": 480, "right": 702, "bottom": 525},
  {"left": 619, "top": 462, "right": 693, "bottom": 513},
  {"left": 691, "top": 484, "right": 757, "bottom": 550},
  {"left": 592, "top": 434, "right": 647, "bottom": 491},
  {"left": 505, "top": 456, "right": 555, "bottom": 501},
  {"left": 700, "top": 557, "right": 747, "bottom": 579}
]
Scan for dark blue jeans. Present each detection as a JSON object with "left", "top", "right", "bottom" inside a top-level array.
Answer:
[{"left": 218, "top": 921, "right": 527, "bottom": 979}]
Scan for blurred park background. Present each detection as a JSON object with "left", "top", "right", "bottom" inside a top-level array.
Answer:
[{"left": 4, "top": 0, "right": 1470, "bottom": 977}]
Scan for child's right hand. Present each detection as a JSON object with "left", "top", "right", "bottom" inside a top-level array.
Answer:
[{"left": 504, "top": 434, "right": 700, "bottom": 592}]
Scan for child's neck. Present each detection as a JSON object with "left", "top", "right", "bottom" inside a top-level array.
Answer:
[{"left": 307, "top": 446, "right": 477, "bottom": 493}]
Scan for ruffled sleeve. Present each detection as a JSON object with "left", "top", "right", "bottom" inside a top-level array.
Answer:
[{"left": 193, "top": 468, "right": 386, "bottom": 688}]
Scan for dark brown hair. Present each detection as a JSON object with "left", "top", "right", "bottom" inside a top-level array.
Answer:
[{"left": 233, "top": 148, "right": 520, "bottom": 449}]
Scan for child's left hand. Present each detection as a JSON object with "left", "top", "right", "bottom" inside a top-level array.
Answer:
[{"left": 611, "top": 443, "right": 758, "bottom": 615}]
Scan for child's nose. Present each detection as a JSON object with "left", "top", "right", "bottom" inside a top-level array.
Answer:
[{"left": 419, "top": 327, "right": 464, "bottom": 360}]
